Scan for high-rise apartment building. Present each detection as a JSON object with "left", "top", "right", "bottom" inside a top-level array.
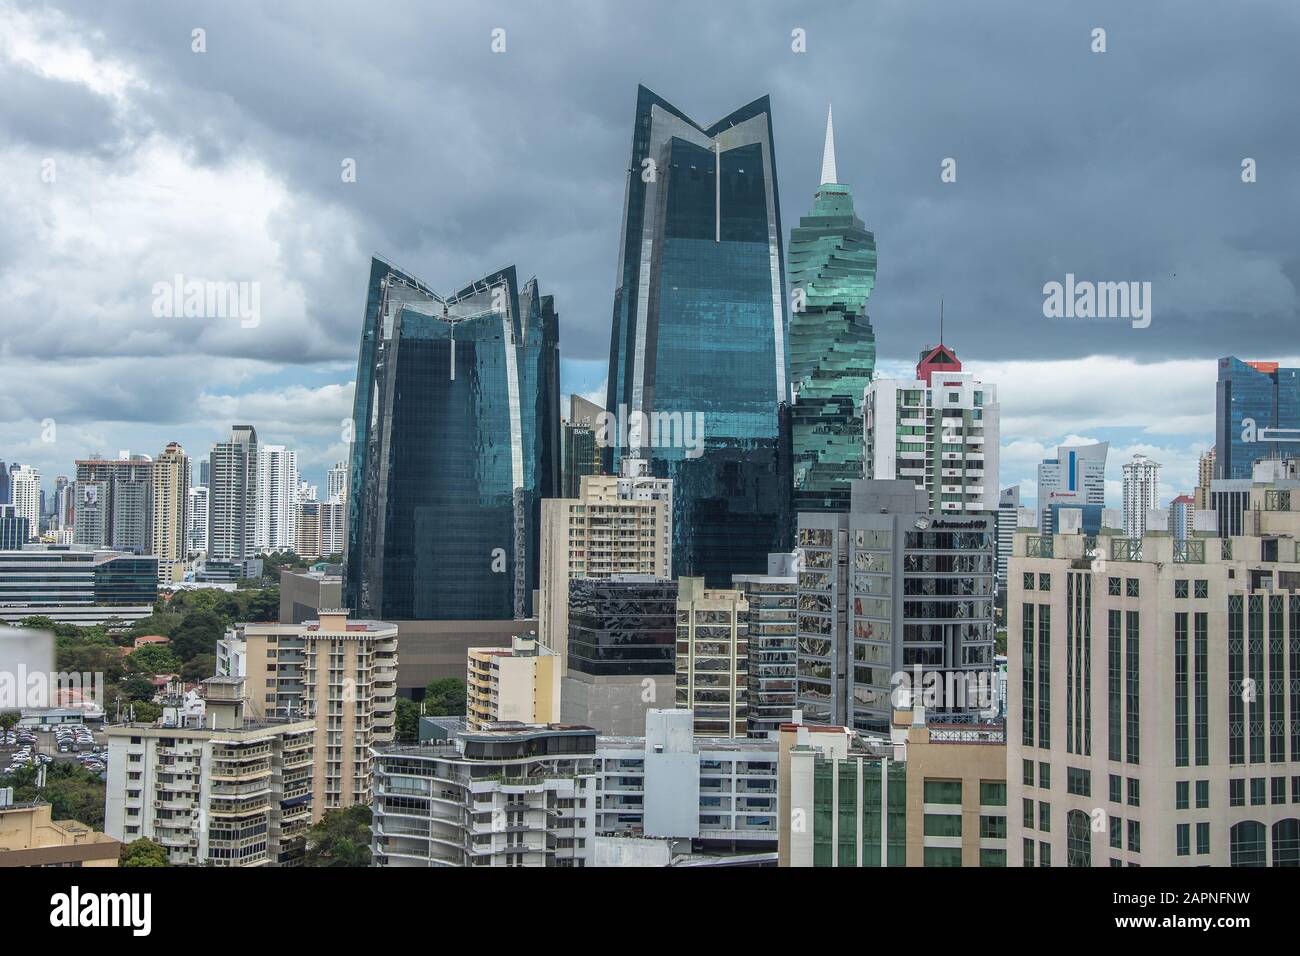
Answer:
[
  {"left": 675, "top": 577, "right": 749, "bottom": 737},
  {"left": 1195, "top": 447, "right": 1216, "bottom": 510},
  {"left": 0, "top": 461, "right": 10, "bottom": 506},
  {"left": 1122, "top": 454, "right": 1162, "bottom": 539},
  {"left": 466, "top": 636, "right": 561, "bottom": 730},
  {"left": 996, "top": 486, "right": 1021, "bottom": 591},
  {"left": 538, "top": 457, "right": 671, "bottom": 672},
  {"left": 864, "top": 344, "right": 999, "bottom": 514},
  {"left": 732, "top": 552, "right": 798, "bottom": 735},
  {"left": 104, "top": 677, "right": 315, "bottom": 866},
  {"left": 788, "top": 106, "right": 877, "bottom": 513},
  {"left": 150, "top": 442, "right": 189, "bottom": 583},
  {"left": 9, "top": 464, "right": 40, "bottom": 542},
  {"left": 326, "top": 461, "right": 347, "bottom": 502},
  {"left": 295, "top": 500, "right": 322, "bottom": 559},
  {"left": 1216, "top": 357, "right": 1300, "bottom": 479},
  {"left": 604, "top": 85, "right": 791, "bottom": 585},
  {"left": 256, "top": 444, "right": 298, "bottom": 552},
  {"left": 1169, "top": 494, "right": 1195, "bottom": 540},
  {"left": 1007, "top": 491, "right": 1300, "bottom": 866},
  {"left": 186, "top": 485, "right": 208, "bottom": 554},
  {"left": 796, "top": 480, "right": 996, "bottom": 735},
  {"left": 562, "top": 395, "right": 604, "bottom": 498},
  {"left": 345, "top": 259, "right": 560, "bottom": 620},
  {"left": 208, "top": 425, "right": 259, "bottom": 562},
  {"left": 52, "top": 475, "right": 74, "bottom": 532},
  {"left": 1036, "top": 441, "right": 1108, "bottom": 533}
]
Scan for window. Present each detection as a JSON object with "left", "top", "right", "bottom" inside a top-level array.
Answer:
[
  {"left": 1176, "top": 823, "right": 1190, "bottom": 856},
  {"left": 1067, "top": 767, "right": 1091, "bottom": 797},
  {"left": 1229, "top": 821, "right": 1266, "bottom": 867},
  {"left": 1023, "top": 572, "right": 1035, "bottom": 591},
  {"left": 1109, "top": 814, "right": 1122, "bottom": 849},
  {"left": 1126, "top": 578, "right": 1140, "bottom": 598},
  {"left": 1023, "top": 838, "right": 1035, "bottom": 867},
  {"left": 1194, "top": 579, "right": 1208, "bottom": 599},
  {"left": 1067, "top": 810, "right": 1092, "bottom": 867},
  {"left": 1127, "top": 819, "right": 1141, "bottom": 853},
  {"left": 1039, "top": 573, "right": 1051, "bottom": 591},
  {"left": 979, "top": 815, "right": 1007, "bottom": 839},
  {"left": 1023, "top": 759, "right": 1034, "bottom": 787},
  {"left": 1039, "top": 841, "right": 1052, "bottom": 867},
  {"left": 1293, "top": 776, "right": 1300, "bottom": 803},
  {"left": 1108, "top": 577, "right": 1121, "bottom": 596},
  {"left": 1175, "top": 781, "right": 1189, "bottom": 810},
  {"left": 1023, "top": 797, "right": 1034, "bottom": 830},
  {"left": 1251, "top": 777, "right": 1266, "bottom": 806},
  {"left": 924, "top": 846, "right": 963, "bottom": 867},
  {"left": 1196, "top": 780, "right": 1210, "bottom": 809},
  {"left": 1038, "top": 762, "right": 1051, "bottom": 790},
  {"left": 1272, "top": 777, "right": 1287, "bottom": 805},
  {"left": 1230, "top": 779, "right": 1245, "bottom": 807},
  {"left": 1038, "top": 801, "right": 1051, "bottom": 833},
  {"left": 1196, "top": 822, "right": 1210, "bottom": 855},
  {"left": 1127, "top": 778, "right": 1140, "bottom": 808},
  {"left": 924, "top": 780, "right": 962, "bottom": 805},
  {"left": 980, "top": 781, "right": 1007, "bottom": 806},
  {"left": 1109, "top": 774, "right": 1122, "bottom": 804},
  {"left": 924, "top": 814, "right": 962, "bottom": 837},
  {"left": 1174, "top": 579, "right": 1188, "bottom": 599},
  {"left": 980, "top": 848, "right": 1006, "bottom": 867}
]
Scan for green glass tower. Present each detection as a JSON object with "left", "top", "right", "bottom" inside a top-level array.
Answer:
[{"left": 788, "top": 106, "right": 878, "bottom": 512}]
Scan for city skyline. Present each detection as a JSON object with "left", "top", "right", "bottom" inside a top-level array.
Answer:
[{"left": 3, "top": 2, "right": 1298, "bottom": 509}]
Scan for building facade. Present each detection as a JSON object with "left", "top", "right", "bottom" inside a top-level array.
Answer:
[
  {"left": 208, "top": 426, "right": 259, "bottom": 563},
  {"left": 604, "top": 85, "right": 791, "bottom": 585},
  {"left": 255, "top": 444, "right": 298, "bottom": 553},
  {"left": 345, "top": 259, "right": 560, "bottom": 620},
  {"left": 466, "top": 636, "right": 561, "bottom": 730},
  {"left": 732, "top": 553, "right": 799, "bottom": 735},
  {"left": 1122, "top": 454, "right": 1162, "bottom": 539},
  {"left": 1216, "top": 356, "right": 1300, "bottom": 480},
  {"left": 675, "top": 577, "right": 749, "bottom": 737},
  {"left": 1036, "top": 441, "right": 1108, "bottom": 533},
  {"left": 151, "top": 442, "right": 189, "bottom": 583}
]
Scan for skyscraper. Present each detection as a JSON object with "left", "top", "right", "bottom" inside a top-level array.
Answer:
[
  {"left": 256, "top": 444, "right": 298, "bottom": 552},
  {"left": 73, "top": 456, "right": 152, "bottom": 551},
  {"left": 1035, "top": 441, "right": 1108, "bottom": 532},
  {"left": 1216, "top": 357, "right": 1300, "bottom": 479},
  {"left": 345, "top": 258, "right": 560, "bottom": 621},
  {"left": 561, "top": 395, "right": 603, "bottom": 498},
  {"left": 604, "top": 85, "right": 791, "bottom": 585},
  {"left": 150, "top": 442, "right": 189, "bottom": 583},
  {"left": 10, "top": 465, "right": 40, "bottom": 542},
  {"left": 208, "top": 425, "right": 259, "bottom": 562},
  {"left": 788, "top": 106, "right": 877, "bottom": 512},
  {"left": 327, "top": 461, "right": 348, "bottom": 502},
  {"left": 1122, "top": 454, "right": 1162, "bottom": 539}
]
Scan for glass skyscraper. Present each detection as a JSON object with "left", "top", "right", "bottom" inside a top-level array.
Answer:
[
  {"left": 345, "top": 258, "right": 560, "bottom": 621},
  {"left": 605, "top": 85, "right": 791, "bottom": 585},
  {"left": 788, "top": 106, "right": 877, "bottom": 512},
  {"left": 1215, "top": 356, "right": 1300, "bottom": 479}
]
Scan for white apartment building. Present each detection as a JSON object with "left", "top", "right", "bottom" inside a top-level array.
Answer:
[
  {"left": 10, "top": 465, "right": 40, "bottom": 542},
  {"left": 186, "top": 485, "right": 209, "bottom": 555},
  {"left": 255, "top": 444, "right": 298, "bottom": 552},
  {"left": 1122, "top": 454, "right": 1162, "bottom": 539},
  {"left": 864, "top": 371, "right": 999, "bottom": 513}
]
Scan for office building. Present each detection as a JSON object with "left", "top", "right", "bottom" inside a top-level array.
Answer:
[
  {"left": 0, "top": 505, "right": 29, "bottom": 550},
  {"left": 295, "top": 500, "right": 322, "bottom": 559},
  {"left": 1007, "top": 491, "right": 1300, "bottom": 866},
  {"left": 0, "top": 789, "right": 120, "bottom": 868},
  {"left": 604, "top": 85, "right": 792, "bottom": 585},
  {"left": 466, "top": 636, "right": 561, "bottom": 730},
  {"left": 1169, "top": 494, "right": 1195, "bottom": 539},
  {"left": 0, "top": 547, "right": 157, "bottom": 625},
  {"left": 732, "top": 553, "right": 798, "bottom": 735},
  {"left": 1036, "top": 441, "right": 1108, "bottom": 533},
  {"left": 208, "top": 426, "right": 259, "bottom": 562},
  {"left": 562, "top": 395, "right": 604, "bottom": 498},
  {"left": 561, "top": 576, "right": 678, "bottom": 735},
  {"left": 996, "top": 486, "right": 1020, "bottom": 591},
  {"left": 1216, "top": 357, "right": 1300, "bottom": 479},
  {"left": 73, "top": 456, "right": 153, "bottom": 552},
  {"left": 104, "top": 677, "right": 315, "bottom": 866},
  {"left": 538, "top": 457, "right": 672, "bottom": 672},
  {"left": 675, "top": 577, "right": 749, "bottom": 737},
  {"left": 796, "top": 479, "right": 996, "bottom": 735},
  {"left": 788, "top": 106, "right": 877, "bottom": 512},
  {"left": 9, "top": 466, "right": 40, "bottom": 543},
  {"left": 0, "top": 462, "right": 9, "bottom": 506},
  {"left": 255, "top": 444, "right": 298, "bottom": 552},
  {"left": 1122, "top": 454, "right": 1162, "bottom": 539},
  {"left": 863, "top": 344, "right": 999, "bottom": 513},
  {"left": 345, "top": 259, "right": 560, "bottom": 620},
  {"left": 150, "top": 442, "right": 189, "bottom": 584},
  {"left": 52, "top": 476, "right": 74, "bottom": 532},
  {"left": 778, "top": 709, "right": 1007, "bottom": 867}
]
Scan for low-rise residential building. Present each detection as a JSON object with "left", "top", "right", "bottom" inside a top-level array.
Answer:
[{"left": 0, "top": 790, "right": 120, "bottom": 868}]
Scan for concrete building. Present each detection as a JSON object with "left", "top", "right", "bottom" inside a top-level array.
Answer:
[
  {"left": 151, "top": 442, "right": 189, "bottom": 583},
  {"left": 104, "top": 677, "right": 315, "bottom": 866},
  {"left": 255, "top": 444, "right": 297, "bottom": 553},
  {"left": 326, "top": 461, "right": 347, "bottom": 502},
  {"left": 733, "top": 553, "right": 799, "bottom": 735},
  {"left": 1036, "top": 442, "right": 1108, "bottom": 534},
  {"left": 675, "top": 577, "right": 749, "bottom": 737},
  {"left": 561, "top": 394, "right": 604, "bottom": 498},
  {"left": 466, "top": 636, "right": 561, "bottom": 730},
  {"left": 796, "top": 480, "right": 996, "bottom": 735},
  {"left": 778, "top": 708, "right": 1007, "bottom": 867},
  {"left": 864, "top": 345, "right": 1000, "bottom": 513},
  {"left": 0, "top": 505, "right": 29, "bottom": 550},
  {"left": 208, "top": 425, "right": 258, "bottom": 563},
  {"left": 561, "top": 576, "right": 678, "bottom": 736},
  {"left": 0, "top": 789, "right": 120, "bottom": 868},
  {"left": 186, "top": 485, "right": 208, "bottom": 555},
  {"left": 1195, "top": 447, "right": 1216, "bottom": 509},
  {"left": 996, "top": 486, "right": 1020, "bottom": 591},
  {"left": 1007, "top": 487, "right": 1300, "bottom": 866},
  {"left": 0, "top": 546, "right": 157, "bottom": 625},
  {"left": 1122, "top": 454, "right": 1162, "bottom": 539},
  {"left": 216, "top": 610, "right": 398, "bottom": 820},
  {"left": 538, "top": 457, "right": 672, "bottom": 673},
  {"left": 295, "top": 500, "right": 322, "bottom": 559},
  {"left": 74, "top": 456, "right": 153, "bottom": 552},
  {"left": 10, "top": 465, "right": 40, "bottom": 543}
]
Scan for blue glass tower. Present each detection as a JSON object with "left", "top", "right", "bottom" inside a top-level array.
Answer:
[
  {"left": 605, "top": 85, "right": 792, "bottom": 585},
  {"left": 1216, "top": 357, "right": 1300, "bottom": 479},
  {"left": 345, "top": 258, "right": 560, "bottom": 620}
]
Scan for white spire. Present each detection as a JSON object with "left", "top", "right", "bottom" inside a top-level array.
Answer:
[{"left": 819, "top": 104, "right": 837, "bottom": 185}]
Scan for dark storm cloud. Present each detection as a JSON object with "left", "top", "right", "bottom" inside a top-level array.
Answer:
[{"left": 15, "top": 0, "right": 1300, "bottom": 370}]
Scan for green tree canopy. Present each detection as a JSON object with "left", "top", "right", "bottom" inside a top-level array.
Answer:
[
  {"left": 304, "top": 805, "right": 372, "bottom": 867},
  {"left": 422, "top": 677, "right": 466, "bottom": 717},
  {"left": 121, "top": 838, "right": 171, "bottom": 867}
]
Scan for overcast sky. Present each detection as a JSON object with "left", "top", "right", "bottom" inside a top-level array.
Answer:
[{"left": 2, "top": 0, "right": 1297, "bottom": 507}]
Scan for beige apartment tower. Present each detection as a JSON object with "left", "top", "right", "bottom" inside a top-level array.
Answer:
[
  {"left": 151, "top": 442, "right": 190, "bottom": 583},
  {"left": 675, "top": 577, "right": 749, "bottom": 737},
  {"left": 538, "top": 458, "right": 671, "bottom": 673},
  {"left": 466, "top": 636, "right": 561, "bottom": 730}
]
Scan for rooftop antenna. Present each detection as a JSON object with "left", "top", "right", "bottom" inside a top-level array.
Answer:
[{"left": 939, "top": 296, "right": 944, "bottom": 345}]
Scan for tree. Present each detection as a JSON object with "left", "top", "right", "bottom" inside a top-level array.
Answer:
[
  {"left": 422, "top": 678, "right": 466, "bottom": 717},
  {"left": 181, "top": 653, "right": 216, "bottom": 684},
  {"left": 394, "top": 697, "right": 420, "bottom": 742},
  {"left": 0, "top": 711, "right": 19, "bottom": 735},
  {"left": 119, "top": 673, "right": 156, "bottom": 701},
  {"left": 169, "top": 608, "right": 225, "bottom": 662},
  {"left": 121, "top": 838, "right": 171, "bottom": 867},
  {"left": 127, "top": 643, "right": 181, "bottom": 676},
  {"left": 304, "top": 805, "right": 372, "bottom": 867},
  {"left": 1, "top": 762, "right": 105, "bottom": 828},
  {"left": 129, "top": 700, "right": 162, "bottom": 723}
]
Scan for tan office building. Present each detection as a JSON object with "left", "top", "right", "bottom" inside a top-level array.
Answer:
[
  {"left": 466, "top": 636, "right": 561, "bottom": 730},
  {"left": 1008, "top": 471, "right": 1300, "bottom": 866},
  {"left": 675, "top": 577, "right": 749, "bottom": 737},
  {"left": 151, "top": 442, "right": 189, "bottom": 583},
  {"left": 538, "top": 459, "right": 671, "bottom": 673}
]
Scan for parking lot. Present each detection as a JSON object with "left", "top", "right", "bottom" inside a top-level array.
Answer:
[{"left": 0, "top": 724, "right": 109, "bottom": 778}]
